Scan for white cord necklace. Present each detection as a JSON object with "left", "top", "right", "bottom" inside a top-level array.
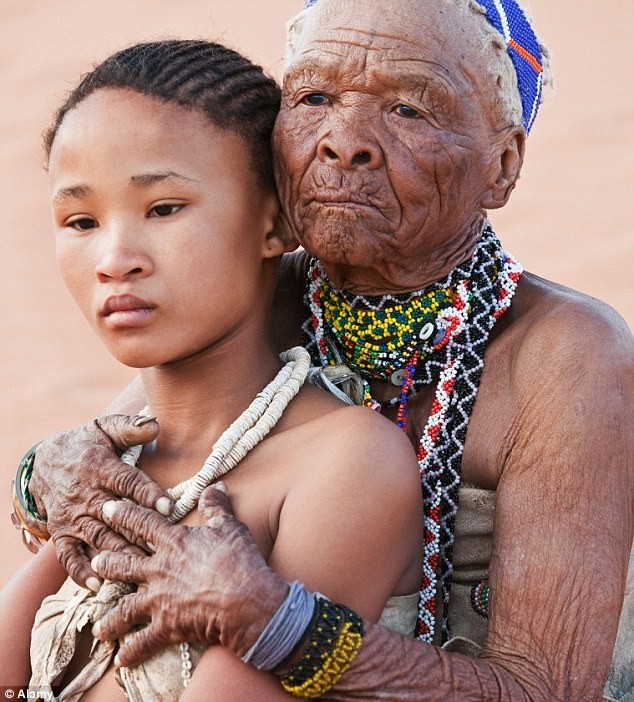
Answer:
[{"left": 117, "top": 346, "right": 311, "bottom": 686}]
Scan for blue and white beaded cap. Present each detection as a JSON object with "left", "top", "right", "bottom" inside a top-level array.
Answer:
[{"left": 301, "top": 0, "right": 544, "bottom": 134}]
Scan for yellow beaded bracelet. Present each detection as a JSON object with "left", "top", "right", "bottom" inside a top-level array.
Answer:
[{"left": 281, "top": 616, "right": 364, "bottom": 698}]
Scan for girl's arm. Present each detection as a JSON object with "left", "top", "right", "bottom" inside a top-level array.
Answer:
[
  {"left": 183, "top": 406, "right": 423, "bottom": 699},
  {"left": 182, "top": 646, "right": 286, "bottom": 701},
  {"left": 0, "top": 541, "right": 67, "bottom": 684}
]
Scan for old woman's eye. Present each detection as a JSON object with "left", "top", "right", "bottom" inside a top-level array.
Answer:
[
  {"left": 301, "top": 93, "right": 329, "bottom": 107},
  {"left": 395, "top": 104, "right": 420, "bottom": 118}
]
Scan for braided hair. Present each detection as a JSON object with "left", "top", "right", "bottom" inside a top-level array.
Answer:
[{"left": 43, "top": 39, "right": 281, "bottom": 187}]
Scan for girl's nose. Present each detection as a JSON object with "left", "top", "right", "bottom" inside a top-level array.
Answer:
[{"left": 94, "top": 230, "right": 153, "bottom": 282}]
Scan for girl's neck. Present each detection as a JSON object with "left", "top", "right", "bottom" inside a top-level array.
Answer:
[{"left": 139, "top": 332, "right": 283, "bottom": 457}]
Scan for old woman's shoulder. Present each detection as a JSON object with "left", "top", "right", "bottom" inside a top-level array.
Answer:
[
  {"left": 510, "top": 270, "right": 630, "bottom": 347},
  {"left": 501, "top": 271, "right": 632, "bottom": 391}
]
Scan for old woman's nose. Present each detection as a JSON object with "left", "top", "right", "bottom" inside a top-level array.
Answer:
[{"left": 317, "top": 130, "right": 383, "bottom": 170}]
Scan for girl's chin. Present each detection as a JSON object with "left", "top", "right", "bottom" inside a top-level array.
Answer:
[
  {"left": 103, "top": 335, "right": 214, "bottom": 368},
  {"left": 108, "top": 348, "right": 167, "bottom": 369},
  {"left": 109, "top": 348, "right": 200, "bottom": 369}
]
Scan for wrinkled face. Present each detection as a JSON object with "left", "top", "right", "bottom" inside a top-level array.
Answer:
[
  {"left": 50, "top": 89, "right": 279, "bottom": 368},
  {"left": 274, "top": 0, "right": 515, "bottom": 291}
]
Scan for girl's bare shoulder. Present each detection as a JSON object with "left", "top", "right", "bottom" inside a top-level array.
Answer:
[{"left": 278, "top": 383, "right": 420, "bottom": 489}]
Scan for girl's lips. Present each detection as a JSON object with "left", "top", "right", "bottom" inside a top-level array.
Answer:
[
  {"left": 103, "top": 308, "right": 154, "bottom": 327},
  {"left": 100, "top": 294, "right": 155, "bottom": 327}
]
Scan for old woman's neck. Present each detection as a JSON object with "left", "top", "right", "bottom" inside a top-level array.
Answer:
[{"left": 321, "top": 216, "right": 486, "bottom": 295}]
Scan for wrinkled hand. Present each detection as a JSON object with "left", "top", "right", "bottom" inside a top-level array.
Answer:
[
  {"left": 92, "top": 484, "right": 288, "bottom": 668},
  {"left": 29, "top": 415, "right": 169, "bottom": 590}
]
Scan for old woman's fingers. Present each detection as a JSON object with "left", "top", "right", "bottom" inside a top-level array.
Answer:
[
  {"left": 113, "top": 620, "right": 171, "bottom": 668},
  {"left": 96, "top": 415, "right": 171, "bottom": 515},
  {"left": 95, "top": 413, "right": 159, "bottom": 453},
  {"left": 105, "top": 464, "right": 172, "bottom": 516},
  {"left": 197, "top": 482, "right": 232, "bottom": 525},
  {"left": 53, "top": 516, "right": 145, "bottom": 590},
  {"left": 92, "top": 590, "right": 151, "bottom": 642},
  {"left": 91, "top": 550, "right": 149, "bottom": 584},
  {"left": 71, "top": 513, "right": 138, "bottom": 554},
  {"left": 54, "top": 534, "right": 100, "bottom": 591},
  {"left": 101, "top": 499, "right": 171, "bottom": 546}
]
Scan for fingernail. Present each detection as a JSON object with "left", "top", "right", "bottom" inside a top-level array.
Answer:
[
  {"left": 114, "top": 653, "right": 121, "bottom": 667},
  {"left": 146, "top": 541, "right": 156, "bottom": 553},
  {"left": 156, "top": 496, "right": 171, "bottom": 516},
  {"left": 213, "top": 481, "right": 228, "bottom": 494},
  {"left": 90, "top": 554, "right": 101, "bottom": 571},
  {"left": 92, "top": 621, "right": 101, "bottom": 637},
  {"left": 103, "top": 500, "right": 117, "bottom": 518},
  {"left": 86, "top": 576, "right": 102, "bottom": 592},
  {"left": 134, "top": 414, "right": 157, "bottom": 427}
]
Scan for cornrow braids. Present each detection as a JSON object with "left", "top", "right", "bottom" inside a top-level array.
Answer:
[{"left": 43, "top": 39, "right": 281, "bottom": 187}]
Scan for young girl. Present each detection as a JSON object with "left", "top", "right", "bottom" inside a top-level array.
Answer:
[{"left": 0, "top": 40, "right": 423, "bottom": 699}]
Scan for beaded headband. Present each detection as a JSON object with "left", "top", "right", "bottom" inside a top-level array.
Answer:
[
  {"left": 301, "top": 0, "right": 543, "bottom": 133},
  {"left": 476, "top": 0, "right": 543, "bottom": 133}
]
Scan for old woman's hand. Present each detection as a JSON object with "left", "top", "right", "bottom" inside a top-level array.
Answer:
[
  {"left": 91, "top": 483, "right": 288, "bottom": 668},
  {"left": 29, "top": 414, "right": 169, "bottom": 590}
]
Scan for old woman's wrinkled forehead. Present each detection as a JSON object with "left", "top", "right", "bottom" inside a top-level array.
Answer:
[{"left": 286, "top": 0, "right": 550, "bottom": 133}]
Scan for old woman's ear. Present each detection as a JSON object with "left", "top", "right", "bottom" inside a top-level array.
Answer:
[{"left": 480, "top": 125, "right": 526, "bottom": 210}]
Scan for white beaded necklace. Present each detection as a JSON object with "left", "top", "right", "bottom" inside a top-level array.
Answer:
[
  {"left": 302, "top": 228, "right": 523, "bottom": 644},
  {"left": 117, "top": 346, "right": 311, "bottom": 687}
]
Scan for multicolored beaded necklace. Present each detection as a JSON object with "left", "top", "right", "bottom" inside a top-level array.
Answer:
[
  {"left": 303, "top": 227, "right": 522, "bottom": 644},
  {"left": 317, "top": 282, "right": 454, "bottom": 406}
]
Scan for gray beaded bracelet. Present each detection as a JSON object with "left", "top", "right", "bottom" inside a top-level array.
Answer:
[{"left": 241, "top": 581, "right": 316, "bottom": 671}]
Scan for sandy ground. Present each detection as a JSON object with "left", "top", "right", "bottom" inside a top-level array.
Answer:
[{"left": 0, "top": 0, "right": 632, "bottom": 588}]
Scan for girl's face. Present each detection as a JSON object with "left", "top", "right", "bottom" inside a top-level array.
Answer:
[{"left": 49, "top": 89, "right": 285, "bottom": 368}]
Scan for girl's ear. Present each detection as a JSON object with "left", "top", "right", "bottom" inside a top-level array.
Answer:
[{"left": 262, "top": 209, "right": 299, "bottom": 258}]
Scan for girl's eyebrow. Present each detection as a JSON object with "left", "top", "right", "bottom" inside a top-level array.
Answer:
[
  {"left": 130, "top": 171, "right": 199, "bottom": 188},
  {"left": 52, "top": 171, "right": 199, "bottom": 204},
  {"left": 53, "top": 184, "right": 91, "bottom": 204}
]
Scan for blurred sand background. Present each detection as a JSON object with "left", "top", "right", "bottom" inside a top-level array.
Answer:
[{"left": 1, "top": 0, "right": 632, "bottom": 586}]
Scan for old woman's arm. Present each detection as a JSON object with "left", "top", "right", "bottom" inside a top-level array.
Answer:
[
  {"left": 322, "top": 301, "right": 631, "bottom": 700},
  {"left": 327, "top": 303, "right": 632, "bottom": 700},
  {"left": 93, "top": 301, "right": 632, "bottom": 701}
]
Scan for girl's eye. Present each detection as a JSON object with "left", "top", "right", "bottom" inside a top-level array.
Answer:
[
  {"left": 301, "top": 93, "right": 328, "bottom": 107},
  {"left": 66, "top": 217, "right": 98, "bottom": 231},
  {"left": 395, "top": 104, "right": 420, "bottom": 118},
  {"left": 148, "top": 203, "right": 183, "bottom": 218}
]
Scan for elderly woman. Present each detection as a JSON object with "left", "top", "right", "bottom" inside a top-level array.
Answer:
[{"left": 11, "top": 0, "right": 632, "bottom": 700}]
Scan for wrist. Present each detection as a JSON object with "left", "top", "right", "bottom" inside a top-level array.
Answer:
[
  {"left": 11, "top": 443, "right": 49, "bottom": 553},
  {"left": 242, "top": 581, "right": 316, "bottom": 672},
  {"left": 277, "top": 597, "right": 364, "bottom": 698},
  {"left": 220, "top": 567, "right": 289, "bottom": 656},
  {"left": 236, "top": 577, "right": 366, "bottom": 699}
]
